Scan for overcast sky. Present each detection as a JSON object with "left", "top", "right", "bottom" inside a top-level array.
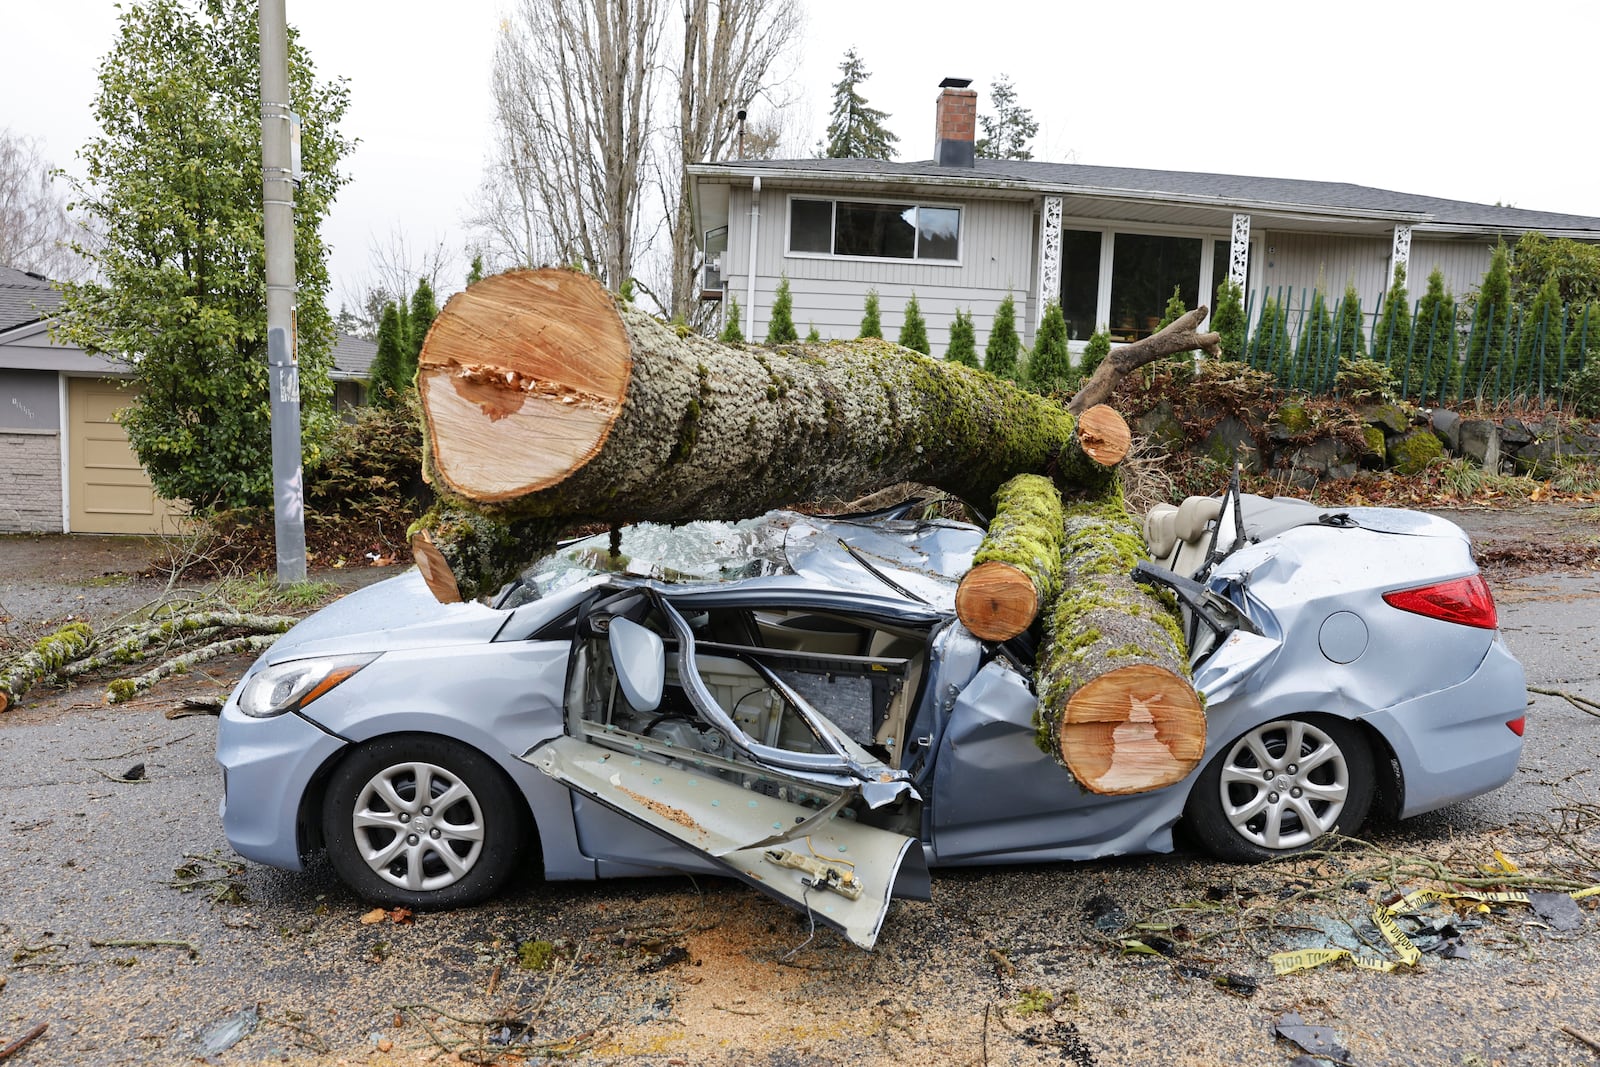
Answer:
[{"left": 5, "top": 0, "right": 1598, "bottom": 305}]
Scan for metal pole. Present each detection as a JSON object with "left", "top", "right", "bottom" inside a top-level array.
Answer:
[{"left": 260, "top": 0, "right": 305, "bottom": 584}]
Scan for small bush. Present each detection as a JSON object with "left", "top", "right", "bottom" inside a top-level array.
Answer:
[
  {"left": 859, "top": 290, "right": 883, "bottom": 339},
  {"left": 898, "top": 293, "right": 930, "bottom": 354}
]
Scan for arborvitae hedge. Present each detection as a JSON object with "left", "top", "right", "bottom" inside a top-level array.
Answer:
[
  {"left": 766, "top": 275, "right": 798, "bottom": 343},
  {"left": 859, "top": 289, "right": 883, "bottom": 339},
  {"left": 945, "top": 307, "right": 979, "bottom": 367},
  {"left": 898, "top": 293, "right": 930, "bottom": 354},
  {"left": 1025, "top": 300, "right": 1075, "bottom": 395},
  {"left": 985, "top": 293, "right": 1021, "bottom": 379}
]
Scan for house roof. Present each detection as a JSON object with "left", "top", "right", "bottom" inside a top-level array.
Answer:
[
  {"left": 0, "top": 266, "right": 62, "bottom": 332},
  {"left": 691, "top": 158, "right": 1600, "bottom": 237},
  {"left": 330, "top": 332, "right": 376, "bottom": 380}
]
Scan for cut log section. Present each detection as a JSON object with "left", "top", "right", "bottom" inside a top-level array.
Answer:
[
  {"left": 1033, "top": 491, "right": 1206, "bottom": 794},
  {"left": 956, "top": 474, "right": 1065, "bottom": 642},
  {"left": 411, "top": 268, "right": 1129, "bottom": 603}
]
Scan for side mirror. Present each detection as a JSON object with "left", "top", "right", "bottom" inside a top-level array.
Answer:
[{"left": 608, "top": 617, "right": 664, "bottom": 712}]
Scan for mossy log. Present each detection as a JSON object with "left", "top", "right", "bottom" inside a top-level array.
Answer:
[
  {"left": 0, "top": 622, "right": 94, "bottom": 713},
  {"left": 410, "top": 268, "right": 1130, "bottom": 603},
  {"left": 955, "top": 474, "right": 1065, "bottom": 641},
  {"left": 1033, "top": 491, "right": 1205, "bottom": 795}
]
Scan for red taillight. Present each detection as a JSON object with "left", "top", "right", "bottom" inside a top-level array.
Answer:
[
  {"left": 1382, "top": 574, "right": 1498, "bottom": 629},
  {"left": 1506, "top": 716, "right": 1526, "bottom": 736}
]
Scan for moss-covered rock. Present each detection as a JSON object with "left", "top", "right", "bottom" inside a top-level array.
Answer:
[
  {"left": 1270, "top": 402, "right": 1312, "bottom": 440},
  {"left": 1360, "top": 402, "right": 1410, "bottom": 434},
  {"left": 1388, "top": 429, "right": 1446, "bottom": 474}
]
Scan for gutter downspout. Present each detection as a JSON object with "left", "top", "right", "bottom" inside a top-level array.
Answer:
[{"left": 745, "top": 175, "right": 760, "bottom": 333}]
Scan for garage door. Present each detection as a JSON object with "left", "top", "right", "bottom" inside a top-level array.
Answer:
[{"left": 68, "top": 378, "right": 184, "bottom": 534}]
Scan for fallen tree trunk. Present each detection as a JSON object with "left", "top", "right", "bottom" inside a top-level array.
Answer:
[
  {"left": 955, "top": 474, "right": 1065, "bottom": 641},
  {"left": 411, "top": 268, "right": 1130, "bottom": 603},
  {"left": 1033, "top": 489, "right": 1205, "bottom": 794}
]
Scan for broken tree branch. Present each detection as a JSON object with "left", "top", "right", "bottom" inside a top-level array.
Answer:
[{"left": 1066, "top": 307, "right": 1222, "bottom": 416}]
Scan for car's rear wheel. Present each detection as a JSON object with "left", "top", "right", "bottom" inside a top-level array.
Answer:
[
  {"left": 1185, "top": 716, "right": 1373, "bottom": 862},
  {"left": 321, "top": 735, "right": 528, "bottom": 908}
]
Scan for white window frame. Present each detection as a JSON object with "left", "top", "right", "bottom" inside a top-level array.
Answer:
[
  {"left": 1056, "top": 218, "right": 1231, "bottom": 350},
  {"left": 783, "top": 192, "right": 964, "bottom": 267}
]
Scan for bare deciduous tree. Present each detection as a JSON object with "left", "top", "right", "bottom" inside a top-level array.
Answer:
[
  {"left": 488, "top": 0, "right": 661, "bottom": 290},
  {"left": 665, "top": 0, "right": 801, "bottom": 317},
  {"left": 0, "top": 129, "right": 90, "bottom": 280}
]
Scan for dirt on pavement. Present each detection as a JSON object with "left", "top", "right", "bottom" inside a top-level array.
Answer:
[{"left": 1, "top": 509, "right": 1599, "bottom": 1067}]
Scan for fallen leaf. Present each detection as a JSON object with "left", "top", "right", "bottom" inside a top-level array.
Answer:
[
  {"left": 389, "top": 907, "right": 414, "bottom": 925},
  {"left": 360, "top": 908, "right": 388, "bottom": 925}
]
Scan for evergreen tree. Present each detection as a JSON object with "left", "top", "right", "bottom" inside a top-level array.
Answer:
[
  {"left": 618, "top": 277, "right": 636, "bottom": 305},
  {"left": 404, "top": 277, "right": 438, "bottom": 388},
  {"left": 766, "top": 275, "right": 798, "bottom": 343},
  {"left": 1464, "top": 243, "right": 1512, "bottom": 394},
  {"left": 1294, "top": 288, "right": 1336, "bottom": 389},
  {"left": 984, "top": 293, "right": 1021, "bottom": 379},
  {"left": 945, "top": 308, "right": 979, "bottom": 367},
  {"left": 1251, "top": 295, "right": 1291, "bottom": 382},
  {"left": 1333, "top": 282, "right": 1367, "bottom": 360},
  {"left": 1519, "top": 275, "right": 1565, "bottom": 397},
  {"left": 1025, "top": 300, "right": 1075, "bottom": 395},
  {"left": 719, "top": 297, "right": 744, "bottom": 343},
  {"left": 805, "top": 323, "right": 821, "bottom": 343},
  {"left": 823, "top": 49, "right": 898, "bottom": 160},
  {"left": 898, "top": 293, "right": 930, "bottom": 354},
  {"left": 1211, "top": 280, "right": 1246, "bottom": 360},
  {"left": 1412, "top": 269, "right": 1458, "bottom": 401},
  {"left": 975, "top": 74, "right": 1038, "bottom": 161},
  {"left": 1566, "top": 302, "right": 1596, "bottom": 381},
  {"left": 1372, "top": 266, "right": 1413, "bottom": 374},
  {"left": 369, "top": 301, "right": 407, "bottom": 407},
  {"left": 1080, "top": 327, "right": 1112, "bottom": 380},
  {"left": 466, "top": 254, "right": 484, "bottom": 287},
  {"left": 1157, "top": 286, "right": 1188, "bottom": 364},
  {"left": 859, "top": 289, "right": 883, "bottom": 339}
]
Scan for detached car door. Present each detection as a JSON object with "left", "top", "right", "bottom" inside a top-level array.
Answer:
[{"left": 523, "top": 587, "right": 927, "bottom": 950}]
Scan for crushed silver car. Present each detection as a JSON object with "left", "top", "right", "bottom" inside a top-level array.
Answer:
[{"left": 217, "top": 483, "right": 1525, "bottom": 948}]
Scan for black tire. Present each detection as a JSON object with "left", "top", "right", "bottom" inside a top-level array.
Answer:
[
  {"left": 321, "top": 734, "right": 530, "bottom": 908},
  {"left": 1184, "top": 715, "right": 1374, "bottom": 863}
]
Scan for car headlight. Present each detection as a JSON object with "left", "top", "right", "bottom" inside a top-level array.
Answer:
[{"left": 237, "top": 653, "right": 379, "bottom": 718}]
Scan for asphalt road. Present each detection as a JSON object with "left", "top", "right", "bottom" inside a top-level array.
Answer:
[{"left": 1, "top": 517, "right": 1599, "bottom": 1066}]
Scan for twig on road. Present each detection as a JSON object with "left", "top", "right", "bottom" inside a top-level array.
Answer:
[{"left": 0, "top": 1023, "right": 47, "bottom": 1062}]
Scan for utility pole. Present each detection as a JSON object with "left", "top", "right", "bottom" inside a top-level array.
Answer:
[{"left": 260, "top": 0, "right": 306, "bottom": 584}]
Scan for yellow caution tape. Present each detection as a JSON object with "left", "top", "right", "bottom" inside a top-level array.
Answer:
[
  {"left": 1492, "top": 848, "right": 1519, "bottom": 874},
  {"left": 1269, "top": 880, "right": 1600, "bottom": 977}
]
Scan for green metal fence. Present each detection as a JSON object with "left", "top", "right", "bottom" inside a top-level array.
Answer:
[{"left": 1240, "top": 286, "right": 1594, "bottom": 407}]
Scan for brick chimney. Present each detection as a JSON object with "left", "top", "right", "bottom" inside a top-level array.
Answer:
[{"left": 934, "top": 77, "right": 976, "bottom": 167}]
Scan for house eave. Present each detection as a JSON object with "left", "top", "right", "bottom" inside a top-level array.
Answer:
[{"left": 686, "top": 162, "right": 1435, "bottom": 228}]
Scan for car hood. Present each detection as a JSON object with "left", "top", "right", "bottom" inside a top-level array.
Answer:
[{"left": 259, "top": 569, "right": 510, "bottom": 663}]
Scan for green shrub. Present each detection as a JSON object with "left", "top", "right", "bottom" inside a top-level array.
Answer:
[
  {"left": 859, "top": 289, "right": 883, "bottom": 339},
  {"left": 719, "top": 298, "right": 744, "bottom": 343},
  {"left": 1025, "top": 300, "right": 1075, "bottom": 395},
  {"left": 766, "top": 275, "right": 798, "bottom": 343},
  {"left": 945, "top": 308, "right": 979, "bottom": 367},
  {"left": 1211, "top": 280, "right": 1246, "bottom": 360},
  {"left": 1080, "top": 327, "right": 1111, "bottom": 379},
  {"left": 984, "top": 293, "right": 1021, "bottom": 379},
  {"left": 898, "top": 293, "right": 929, "bottom": 354}
]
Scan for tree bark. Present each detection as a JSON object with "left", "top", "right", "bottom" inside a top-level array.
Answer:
[
  {"left": 1032, "top": 490, "right": 1206, "bottom": 795},
  {"left": 955, "top": 474, "right": 1064, "bottom": 642},
  {"left": 411, "top": 268, "right": 1128, "bottom": 602},
  {"left": 1067, "top": 307, "right": 1223, "bottom": 415}
]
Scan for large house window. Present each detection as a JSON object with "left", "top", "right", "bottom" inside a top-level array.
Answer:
[
  {"left": 1060, "top": 229, "right": 1102, "bottom": 340},
  {"left": 1109, "top": 234, "right": 1202, "bottom": 341},
  {"left": 788, "top": 197, "right": 960, "bottom": 262}
]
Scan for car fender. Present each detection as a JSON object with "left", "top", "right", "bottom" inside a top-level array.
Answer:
[{"left": 296, "top": 639, "right": 599, "bottom": 881}]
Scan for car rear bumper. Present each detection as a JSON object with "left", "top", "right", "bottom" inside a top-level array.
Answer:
[
  {"left": 216, "top": 703, "right": 348, "bottom": 871},
  {"left": 1362, "top": 635, "right": 1526, "bottom": 818}
]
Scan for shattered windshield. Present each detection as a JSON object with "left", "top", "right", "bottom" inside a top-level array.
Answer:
[{"left": 500, "top": 512, "right": 798, "bottom": 606}]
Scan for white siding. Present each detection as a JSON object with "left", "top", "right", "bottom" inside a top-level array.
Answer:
[
  {"left": 722, "top": 183, "right": 1037, "bottom": 354},
  {"left": 1405, "top": 238, "right": 1494, "bottom": 300},
  {"left": 1254, "top": 231, "right": 1392, "bottom": 312}
]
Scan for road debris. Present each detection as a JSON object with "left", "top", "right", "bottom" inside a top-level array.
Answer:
[
  {"left": 0, "top": 1023, "right": 47, "bottom": 1062},
  {"left": 1274, "top": 1012, "right": 1352, "bottom": 1063},
  {"left": 196, "top": 1005, "right": 258, "bottom": 1055}
]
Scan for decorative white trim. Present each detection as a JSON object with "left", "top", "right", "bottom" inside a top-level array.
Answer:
[
  {"left": 1229, "top": 213, "right": 1251, "bottom": 291},
  {"left": 1390, "top": 225, "right": 1412, "bottom": 284},
  {"left": 1037, "top": 195, "right": 1063, "bottom": 329}
]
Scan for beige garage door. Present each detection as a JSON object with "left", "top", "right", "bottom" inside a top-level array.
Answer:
[{"left": 68, "top": 378, "right": 184, "bottom": 534}]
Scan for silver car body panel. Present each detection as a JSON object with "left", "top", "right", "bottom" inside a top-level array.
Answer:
[{"left": 216, "top": 500, "right": 1526, "bottom": 926}]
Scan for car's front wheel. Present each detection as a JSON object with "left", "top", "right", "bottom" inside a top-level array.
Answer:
[
  {"left": 321, "top": 735, "right": 529, "bottom": 908},
  {"left": 1185, "top": 716, "right": 1373, "bottom": 862}
]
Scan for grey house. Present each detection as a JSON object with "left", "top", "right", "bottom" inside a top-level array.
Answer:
[
  {"left": 0, "top": 265, "right": 377, "bottom": 535},
  {"left": 689, "top": 81, "right": 1600, "bottom": 355}
]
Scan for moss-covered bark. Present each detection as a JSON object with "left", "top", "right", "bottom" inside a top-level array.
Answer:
[
  {"left": 412, "top": 270, "right": 1124, "bottom": 602},
  {"left": 956, "top": 474, "right": 1065, "bottom": 640},
  {"left": 0, "top": 622, "right": 94, "bottom": 712},
  {"left": 1032, "top": 487, "right": 1205, "bottom": 795}
]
